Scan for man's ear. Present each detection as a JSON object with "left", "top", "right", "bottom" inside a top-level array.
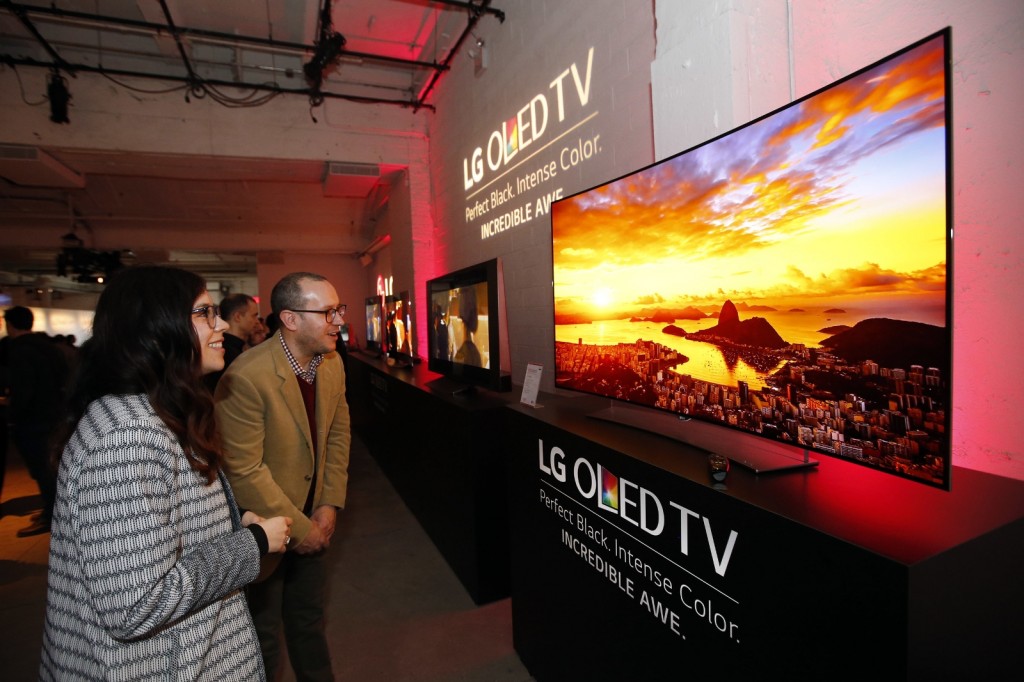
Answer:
[{"left": 278, "top": 310, "right": 300, "bottom": 332}]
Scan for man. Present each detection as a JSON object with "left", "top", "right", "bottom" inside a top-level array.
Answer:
[
  {"left": 215, "top": 272, "right": 351, "bottom": 681},
  {"left": 250, "top": 315, "right": 270, "bottom": 345},
  {"left": 2, "top": 306, "right": 68, "bottom": 536},
  {"left": 204, "top": 292, "right": 261, "bottom": 389},
  {"left": 0, "top": 314, "right": 9, "bottom": 514}
]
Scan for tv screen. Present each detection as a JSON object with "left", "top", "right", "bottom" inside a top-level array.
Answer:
[
  {"left": 427, "top": 259, "right": 510, "bottom": 392},
  {"left": 384, "top": 290, "right": 415, "bottom": 365},
  {"left": 552, "top": 29, "right": 952, "bottom": 489},
  {"left": 364, "top": 296, "right": 383, "bottom": 352}
]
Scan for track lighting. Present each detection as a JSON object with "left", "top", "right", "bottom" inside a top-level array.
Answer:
[
  {"left": 357, "top": 234, "right": 391, "bottom": 267},
  {"left": 48, "top": 70, "right": 70, "bottom": 124},
  {"left": 303, "top": 0, "right": 346, "bottom": 95},
  {"left": 56, "top": 229, "right": 123, "bottom": 283},
  {"left": 303, "top": 31, "right": 347, "bottom": 91}
]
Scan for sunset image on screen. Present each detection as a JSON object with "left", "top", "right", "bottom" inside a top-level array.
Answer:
[{"left": 553, "top": 34, "right": 950, "bottom": 487}]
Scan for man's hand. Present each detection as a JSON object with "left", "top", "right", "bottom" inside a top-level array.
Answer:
[
  {"left": 289, "top": 506, "right": 339, "bottom": 554},
  {"left": 292, "top": 522, "right": 326, "bottom": 554},
  {"left": 310, "top": 505, "right": 338, "bottom": 546}
]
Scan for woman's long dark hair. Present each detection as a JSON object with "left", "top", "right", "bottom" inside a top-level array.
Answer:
[{"left": 57, "top": 266, "right": 221, "bottom": 482}]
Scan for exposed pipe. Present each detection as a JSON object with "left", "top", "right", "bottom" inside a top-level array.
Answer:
[
  {"left": 415, "top": 0, "right": 503, "bottom": 109},
  {"left": 0, "top": 0, "right": 505, "bottom": 110},
  {"left": 157, "top": 0, "right": 199, "bottom": 87},
  {"left": 0, "top": 54, "right": 433, "bottom": 110},
  {"left": 432, "top": 0, "right": 505, "bottom": 22},
  {"left": 5, "top": 1, "right": 71, "bottom": 72},
  {"left": 2, "top": 2, "right": 453, "bottom": 71}
]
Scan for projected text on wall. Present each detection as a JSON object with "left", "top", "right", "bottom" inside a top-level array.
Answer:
[{"left": 461, "top": 47, "right": 607, "bottom": 240}]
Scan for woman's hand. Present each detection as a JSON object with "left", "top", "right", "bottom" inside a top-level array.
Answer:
[
  {"left": 241, "top": 510, "right": 263, "bottom": 527},
  {"left": 256, "top": 516, "right": 293, "bottom": 553}
]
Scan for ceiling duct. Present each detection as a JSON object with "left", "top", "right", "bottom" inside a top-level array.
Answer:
[
  {"left": 322, "top": 161, "right": 381, "bottom": 197},
  {"left": 0, "top": 144, "right": 85, "bottom": 188}
]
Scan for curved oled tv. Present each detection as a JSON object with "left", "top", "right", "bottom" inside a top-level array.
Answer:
[{"left": 552, "top": 29, "right": 952, "bottom": 489}]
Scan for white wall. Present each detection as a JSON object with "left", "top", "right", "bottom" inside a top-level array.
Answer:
[
  {"left": 0, "top": 69, "right": 427, "bottom": 161},
  {"left": 426, "top": 0, "right": 658, "bottom": 387}
]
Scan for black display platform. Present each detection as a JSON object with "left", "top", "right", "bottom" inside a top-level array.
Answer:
[
  {"left": 504, "top": 392, "right": 1024, "bottom": 681},
  {"left": 346, "top": 354, "right": 514, "bottom": 604}
]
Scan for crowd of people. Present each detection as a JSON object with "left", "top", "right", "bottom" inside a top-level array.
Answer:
[{"left": 1, "top": 267, "right": 352, "bottom": 681}]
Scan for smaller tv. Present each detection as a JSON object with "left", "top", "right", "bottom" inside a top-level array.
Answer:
[
  {"left": 427, "top": 258, "right": 511, "bottom": 393},
  {"left": 384, "top": 290, "right": 416, "bottom": 366},
  {"left": 364, "top": 296, "right": 383, "bottom": 352}
]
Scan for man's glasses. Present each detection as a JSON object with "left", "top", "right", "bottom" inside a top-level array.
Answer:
[
  {"left": 191, "top": 304, "right": 221, "bottom": 329},
  {"left": 288, "top": 306, "right": 346, "bottom": 323}
]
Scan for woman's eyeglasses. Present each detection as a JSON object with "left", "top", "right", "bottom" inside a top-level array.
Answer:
[{"left": 191, "top": 304, "right": 221, "bottom": 329}]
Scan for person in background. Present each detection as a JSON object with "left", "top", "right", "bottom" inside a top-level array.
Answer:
[
  {"left": 51, "top": 333, "right": 80, "bottom": 375},
  {"left": 2, "top": 305, "right": 67, "bottom": 537},
  {"left": 215, "top": 271, "right": 351, "bottom": 682},
  {"left": 250, "top": 315, "right": 270, "bottom": 346},
  {"left": 0, "top": 314, "right": 9, "bottom": 517},
  {"left": 264, "top": 311, "right": 280, "bottom": 339},
  {"left": 39, "top": 266, "right": 292, "bottom": 681},
  {"left": 204, "top": 292, "right": 261, "bottom": 389}
]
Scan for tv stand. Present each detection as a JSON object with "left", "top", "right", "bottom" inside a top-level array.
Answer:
[
  {"left": 504, "top": 393, "right": 1024, "bottom": 680},
  {"left": 346, "top": 354, "right": 514, "bottom": 604},
  {"left": 450, "top": 384, "right": 477, "bottom": 398},
  {"left": 384, "top": 356, "right": 415, "bottom": 370},
  {"left": 589, "top": 402, "right": 818, "bottom": 473}
]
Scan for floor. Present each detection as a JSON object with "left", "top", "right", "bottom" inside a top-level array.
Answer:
[{"left": 0, "top": 434, "right": 535, "bottom": 682}]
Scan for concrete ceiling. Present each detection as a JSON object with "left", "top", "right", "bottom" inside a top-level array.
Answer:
[
  {"left": 0, "top": 0, "right": 502, "bottom": 106},
  {"left": 0, "top": 1, "right": 504, "bottom": 283}
]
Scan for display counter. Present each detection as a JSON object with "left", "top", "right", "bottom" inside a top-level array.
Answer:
[
  {"left": 346, "top": 352, "right": 514, "bottom": 604},
  {"left": 503, "top": 391, "right": 1024, "bottom": 680}
]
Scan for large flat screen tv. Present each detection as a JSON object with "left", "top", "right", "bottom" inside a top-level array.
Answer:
[
  {"left": 427, "top": 258, "right": 511, "bottom": 393},
  {"left": 552, "top": 29, "right": 952, "bottom": 489}
]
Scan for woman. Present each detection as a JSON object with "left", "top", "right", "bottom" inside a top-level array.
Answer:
[{"left": 39, "top": 266, "right": 291, "bottom": 681}]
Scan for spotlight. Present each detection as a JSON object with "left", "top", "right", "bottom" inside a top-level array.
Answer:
[
  {"left": 48, "top": 70, "right": 71, "bottom": 124},
  {"left": 303, "top": 31, "right": 347, "bottom": 91},
  {"left": 61, "top": 230, "right": 84, "bottom": 249}
]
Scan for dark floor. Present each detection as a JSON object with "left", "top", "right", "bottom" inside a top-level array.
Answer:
[{"left": 0, "top": 434, "right": 534, "bottom": 681}]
